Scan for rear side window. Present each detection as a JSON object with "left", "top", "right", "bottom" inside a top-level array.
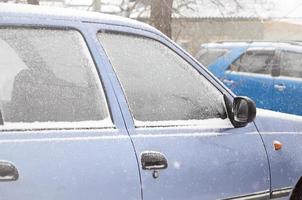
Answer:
[
  {"left": 229, "top": 50, "right": 274, "bottom": 74},
  {"left": 0, "top": 28, "right": 110, "bottom": 128},
  {"left": 98, "top": 33, "right": 226, "bottom": 124},
  {"left": 196, "top": 48, "right": 229, "bottom": 66},
  {"left": 280, "top": 51, "right": 302, "bottom": 78}
]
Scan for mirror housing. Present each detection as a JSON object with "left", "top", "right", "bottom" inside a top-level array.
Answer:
[
  {"left": 223, "top": 95, "right": 256, "bottom": 128},
  {"left": 233, "top": 96, "right": 256, "bottom": 126}
]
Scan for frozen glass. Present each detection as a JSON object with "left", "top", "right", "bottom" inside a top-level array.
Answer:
[
  {"left": 98, "top": 33, "right": 226, "bottom": 122},
  {"left": 0, "top": 28, "right": 109, "bottom": 123}
]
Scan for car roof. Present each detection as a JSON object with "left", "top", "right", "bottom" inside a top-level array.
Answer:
[
  {"left": 200, "top": 41, "right": 302, "bottom": 51},
  {"left": 0, "top": 3, "right": 160, "bottom": 34}
]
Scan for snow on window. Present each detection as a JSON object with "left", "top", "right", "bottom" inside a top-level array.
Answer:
[
  {"left": 0, "top": 28, "right": 110, "bottom": 127},
  {"left": 98, "top": 32, "right": 226, "bottom": 123}
]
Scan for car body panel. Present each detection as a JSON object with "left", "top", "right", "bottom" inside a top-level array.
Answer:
[
  {"left": 0, "top": 129, "right": 141, "bottom": 200},
  {"left": 255, "top": 109, "right": 302, "bottom": 192},
  {"left": 130, "top": 123, "right": 270, "bottom": 200}
]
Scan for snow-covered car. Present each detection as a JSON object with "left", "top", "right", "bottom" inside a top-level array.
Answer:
[{"left": 0, "top": 3, "right": 302, "bottom": 200}]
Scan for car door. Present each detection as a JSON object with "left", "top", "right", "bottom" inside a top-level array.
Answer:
[
  {"left": 96, "top": 27, "right": 271, "bottom": 200},
  {"left": 223, "top": 48, "right": 275, "bottom": 110},
  {"left": 272, "top": 49, "right": 302, "bottom": 115},
  {"left": 0, "top": 23, "right": 141, "bottom": 200}
]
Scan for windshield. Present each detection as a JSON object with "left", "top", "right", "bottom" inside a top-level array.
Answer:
[{"left": 196, "top": 48, "right": 230, "bottom": 66}]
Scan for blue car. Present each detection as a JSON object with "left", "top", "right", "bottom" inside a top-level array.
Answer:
[
  {"left": 1, "top": 4, "right": 302, "bottom": 200},
  {"left": 196, "top": 42, "right": 302, "bottom": 115}
]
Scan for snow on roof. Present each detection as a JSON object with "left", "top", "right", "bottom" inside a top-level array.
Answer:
[{"left": 0, "top": 3, "right": 158, "bottom": 33}]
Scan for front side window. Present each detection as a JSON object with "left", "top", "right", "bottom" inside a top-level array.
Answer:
[
  {"left": 98, "top": 32, "right": 226, "bottom": 124},
  {"left": 229, "top": 50, "right": 274, "bottom": 74},
  {"left": 0, "top": 28, "right": 110, "bottom": 128},
  {"left": 280, "top": 51, "right": 302, "bottom": 78}
]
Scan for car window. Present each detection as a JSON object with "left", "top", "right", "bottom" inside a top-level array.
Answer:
[
  {"left": 196, "top": 48, "right": 230, "bottom": 66},
  {"left": 98, "top": 32, "right": 226, "bottom": 123},
  {"left": 280, "top": 51, "right": 302, "bottom": 78},
  {"left": 229, "top": 50, "right": 274, "bottom": 74},
  {"left": 0, "top": 28, "right": 110, "bottom": 127}
]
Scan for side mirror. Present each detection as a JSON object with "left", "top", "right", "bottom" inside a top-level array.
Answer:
[{"left": 233, "top": 96, "right": 256, "bottom": 126}]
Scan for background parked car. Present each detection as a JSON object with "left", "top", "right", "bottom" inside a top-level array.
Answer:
[{"left": 196, "top": 42, "right": 302, "bottom": 115}]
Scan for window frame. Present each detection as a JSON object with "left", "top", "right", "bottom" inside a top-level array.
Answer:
[
  {"left": 0, "top": 24, "right": 114, "bottom": 131},
  {"left": 96, "top": 28, "right": 233, "bottom": 128}
]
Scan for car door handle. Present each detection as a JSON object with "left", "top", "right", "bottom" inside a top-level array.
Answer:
[
  {"left": 0, "top": 161, "right": 19, "bottom": 181},
  {"left": 274, "top": 84, "right": 286, "bottom": 91},
  {"left": 222, "top": 79, "right": 234, "bottom": 85},
  {"left": 141, "top": 151, "right": 168, "bottom": 170}
]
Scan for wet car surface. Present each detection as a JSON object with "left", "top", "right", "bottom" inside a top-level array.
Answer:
[{"left": 0, "top": 4, "right": 301, "bottom": 200}]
